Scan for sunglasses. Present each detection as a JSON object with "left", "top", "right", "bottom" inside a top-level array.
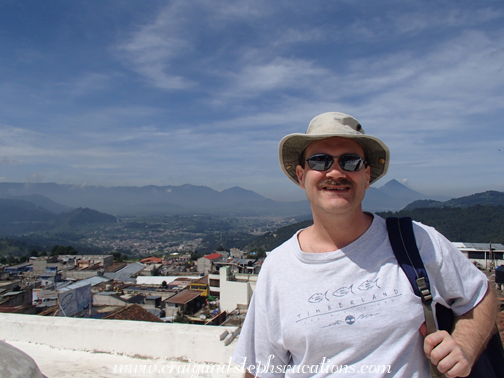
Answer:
[{"left": 304, "top": 154, "right": 368, "bottom": 172}]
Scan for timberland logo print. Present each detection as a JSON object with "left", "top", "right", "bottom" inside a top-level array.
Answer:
[{"left": 296, "top": 276, "right": 403, "bottom": 328}]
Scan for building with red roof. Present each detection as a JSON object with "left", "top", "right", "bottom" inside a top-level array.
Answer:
[
  {"left": 197, "top": 253, "right": 224, "bottom": 275},
  {"left": 139, "top": 257, "right": 163, "bottom": 265}
]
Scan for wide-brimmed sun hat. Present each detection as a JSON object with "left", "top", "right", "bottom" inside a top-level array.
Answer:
[{"left": 279, "top": 112, "right": 390, "bottom": 186}]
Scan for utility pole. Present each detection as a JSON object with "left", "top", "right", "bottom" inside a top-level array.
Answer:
[{"left": 489, "top": 243, "right": 495, "bottom": 271}]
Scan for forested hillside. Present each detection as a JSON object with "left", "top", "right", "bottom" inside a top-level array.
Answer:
[
  {"left": 246, "top": 205, "right": 504, "bottom": 252},
  {"left": 245, "top": 220, "right": 313, "bottom": 252},
  {"left": 379, "top": 205, "right": 504, "bottom": 243},
  {"left": 404, "top": 190, "right": 504, "bottom": 210}
]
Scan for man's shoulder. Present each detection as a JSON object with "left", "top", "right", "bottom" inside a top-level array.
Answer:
[{"left": 410, "top": 219, "right": 444, "bottom": 243}]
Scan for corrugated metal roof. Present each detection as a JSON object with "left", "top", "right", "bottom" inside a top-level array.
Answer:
[
  {"left": 103, "top": 262, "right": 145, "bottom": 282},
  {"left": 194, "top": 276, "right": 207, "bottom": 284},
  {"left": 166, "top": 290, "right": 201, "bottom": 304},
  {"left": 55, "top": 282, "right": 72, "bottom": 290},
  {"left": 58, "top": 276, "right": 110, "bottom": 292},
  {"left": 453, "top": 242, "right": 504, "bottom": 251}
]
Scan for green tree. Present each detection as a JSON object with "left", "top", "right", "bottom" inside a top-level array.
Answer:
[
  {"left": 112, "top": 251, "right": 123, "bottom": 263},
  {"left": 7, "top": 255, "right": 18, "bottom": 265},
  {"left": 51, "top": 245, "right": 66, "bottom": 256},
  {"left": 65, "top": 246, "right": 76, "bottom": 254},
  {"left": 256, "top": 247, "right": 266, "bottom": 258},
  {"left": 190, "top": 250, "right": 203, "bottom": 261}
]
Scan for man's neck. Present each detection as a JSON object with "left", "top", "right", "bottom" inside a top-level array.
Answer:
[{"left": 298, "top": 210, "right": 373, "bottom": 253}]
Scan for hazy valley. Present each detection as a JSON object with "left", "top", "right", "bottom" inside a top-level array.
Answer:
[{"left": 0, "top": 180, "right": 503, "bottom": 261}]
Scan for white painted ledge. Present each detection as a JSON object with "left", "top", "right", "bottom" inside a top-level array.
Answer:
[{"left": 0, "top": 313, "right": 241, "bottom": 378}]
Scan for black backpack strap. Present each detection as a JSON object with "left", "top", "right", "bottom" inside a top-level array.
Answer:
[
  {"left": 387, "top": 217, "right": 504, "bottom": 378},
  {"left": 386, "top": 217, "right": 433, "bottom": 304},
  {"left": 387, "top": 217, "right": 452, "bottom": 332},
  {"left": 386, "top": 217, "right": 442, "bottom": 378}
]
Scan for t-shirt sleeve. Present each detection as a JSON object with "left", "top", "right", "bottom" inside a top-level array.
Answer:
[
  {"left": 232, "top": 286, "right": 291, "bottom": 377},
  {"left": 413, "top": 222, "right": 489, "bottom": 317}
]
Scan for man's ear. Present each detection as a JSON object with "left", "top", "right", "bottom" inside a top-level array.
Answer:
[
  {"left": 296, "top": 165, "right": 306, "bottom": 189},
  {"left": 365, "top": 166, "right": 371, "bottom": 189}
]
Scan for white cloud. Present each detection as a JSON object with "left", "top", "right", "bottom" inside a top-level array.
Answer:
[
  {"left": 272, "top": 27, "right": 325, "bottom": 45},
  {"left": 220, "top": 57, "right": 330, "bottom": 99},
  {"left": 116, "top": 4, "right": 196, "bottom": 90},
  {"left": 346, "top": 6, "right": 504, "bottom": 42}
]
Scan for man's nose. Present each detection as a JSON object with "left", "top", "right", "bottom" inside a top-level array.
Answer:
[{"left": 325, "top": 161, "right": 347, "bottom": 179}]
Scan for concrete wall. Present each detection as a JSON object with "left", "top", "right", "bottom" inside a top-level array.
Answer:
[
  {"left": 197, "top": 257, "right": 212, "bottom": 274},
  {"left": 462, "top": 252, "right": 504, "bottom": 268},
  {"left": 0, "top": 289, "right": 32, "bottom": 306},
  {"left": 219, "top": 267, "right": 253, "bottom": 313},
  {"left": 71, "top": 255, "right": 114, "bottom": 269},
  {"left": 0, "top": 313, "right": 238, "bottom": 365},
  {"left": 92, "top": 294, "right": 127, "bottom": 307},
  {"left": 32, "top": 260, "right": 48, "bottom": 275}
]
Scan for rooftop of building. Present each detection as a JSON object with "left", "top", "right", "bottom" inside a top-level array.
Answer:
[
  {"left": 453, "top": 242, "right": 504, "bottom": 251},
  {"left": 103, "top": 303, "right": 163, "bottom": 323},
  {"left": 204, "top": 253, "right": 223, "bottom": 260}
]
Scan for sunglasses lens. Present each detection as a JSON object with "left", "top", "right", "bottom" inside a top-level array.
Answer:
[
  {"left": 306, "top": 154, "right": 365, "bottom": 172},
  {"left": 306, "top": 154, "right": 333, "bottom": 171},
  {"left": 339, "top": 155, "right": 364, "bottom": 172}
]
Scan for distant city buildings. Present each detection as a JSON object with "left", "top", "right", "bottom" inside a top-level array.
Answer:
[
  {"left": 1, "top": 241, "right": 502, "bottom": 327},
  {"left": 0, "top": 247, "right": 265, "bottom": 327}
]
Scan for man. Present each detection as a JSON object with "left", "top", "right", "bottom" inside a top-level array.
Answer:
[{"left": 233, "top": 112, "right": 497, "bottom": 377}]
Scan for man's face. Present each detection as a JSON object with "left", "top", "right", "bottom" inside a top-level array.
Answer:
[{"left": 295, "top": 137, "right": 371, "bottom": 218}]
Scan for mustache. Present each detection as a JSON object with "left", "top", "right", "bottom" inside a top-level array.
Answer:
[{"left": 318, "top": 178, "right": 354, "bottom": 188}]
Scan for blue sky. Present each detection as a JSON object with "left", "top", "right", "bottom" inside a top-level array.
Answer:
[{"left": 0, "top": 0, "right": 503, "bottom": 202}]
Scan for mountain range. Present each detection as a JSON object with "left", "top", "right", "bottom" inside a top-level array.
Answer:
[
  {"left": 0, "top": 204, "right": 117, "bottom": 236},
  {"left": 362, "top": 179, "right": 450, "bottom": 212},
  {"left": 403, "top": 190, "right": 504, "bottom": 210},
  {"left": 0, "top": 182, "right": 310, "bottom": 217},
  {"left": 0, "top": 180, "right": 498, "bottom": 218}
]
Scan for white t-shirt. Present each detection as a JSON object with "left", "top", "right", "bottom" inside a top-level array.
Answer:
[{"left": 233, "top": 215, "right": 488, "bottom": 377}]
